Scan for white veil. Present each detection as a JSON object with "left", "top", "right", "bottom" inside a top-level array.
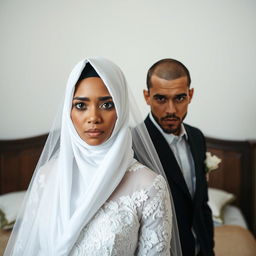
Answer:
[
  {"left": 4, "top": 57, "right": 134, "bottom": 255},
  {"left": 131, "top": 122, "right": 182, "bottom": 256},
  {"left": 4, "top": 57, "right": 182, "bottom": 256}
]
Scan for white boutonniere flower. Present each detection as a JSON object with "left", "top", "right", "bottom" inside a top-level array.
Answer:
[{"left": 205, "top": 152, "right": 221, "bottom": 173}]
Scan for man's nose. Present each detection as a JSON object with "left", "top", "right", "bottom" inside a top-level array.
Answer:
[{"left": 166, "top": 100, "right": 177, "bottom": 114}]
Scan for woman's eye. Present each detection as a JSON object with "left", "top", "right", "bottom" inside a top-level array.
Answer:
[
  {"left": 74, "top": 102, "right": 86, "bottom": 110},
  {"left": 100, "top": 101, "right": 115, "bottom": 110}
]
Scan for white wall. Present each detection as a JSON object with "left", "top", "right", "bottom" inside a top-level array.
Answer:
[{"left": 1, "top": 0, "right": 255, "bottom": 140}]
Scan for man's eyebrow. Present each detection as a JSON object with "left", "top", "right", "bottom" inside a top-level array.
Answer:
[
  {"left": 73, "top": 96, "right": 113, "bottom": 101},
  {"left": 152, "top": 93, "right": 188, "bottom": 99},
  {"left": 175, "top": 93, "right": 187, "bottom": 97},
  {"left": 153, "top": 94, "right": 166, "bottom": 98}
]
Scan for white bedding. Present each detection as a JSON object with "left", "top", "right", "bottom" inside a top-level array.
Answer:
[{"left": 214, "top": 204, "right": 248, "bottom": 229}]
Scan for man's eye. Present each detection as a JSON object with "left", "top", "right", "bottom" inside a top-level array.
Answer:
[
  {"left": 100, "top": 101, "right": 115, "bottom": 110},
  {"left": 155, "top": 96, "right": 167, "bottom": 103},
  {"left": 175, "top": 95, "right": 186, "bottom": 102},
  {"left": 74, "top": 102, "right": 86, "bottom": 110}
]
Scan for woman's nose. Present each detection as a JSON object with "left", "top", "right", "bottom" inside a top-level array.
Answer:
[{"left": 87, "top": 108, "right": 102, "bottom": 124}]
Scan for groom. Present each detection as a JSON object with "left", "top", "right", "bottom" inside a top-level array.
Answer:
[{"left": 132, "top": 58, "right": 214, "bottom": 256}]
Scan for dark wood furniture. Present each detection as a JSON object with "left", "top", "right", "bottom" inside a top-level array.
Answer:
[
  {"left": 0, "top": 134, "right": 47, "bottom": 194},
  {"left": 206, "top": 137, "right": 256, "bottom": 235}
]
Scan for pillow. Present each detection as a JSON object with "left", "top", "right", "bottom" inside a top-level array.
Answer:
[
  {"left": 208, "top": 188, "right": 235, "bottom": 224},
  {"left": 0, "top": 191, "right": 26, "bottom": 229}
]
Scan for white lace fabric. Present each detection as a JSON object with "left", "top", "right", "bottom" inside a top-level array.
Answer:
[{"left": 69, "top": 162, "right": 172, "bottom": 256}]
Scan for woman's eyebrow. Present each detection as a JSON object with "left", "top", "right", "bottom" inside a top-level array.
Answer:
[
  {"left": 73, "top": 97, "right": 89, "bottom": 101},
  {"left": 98, "top": 96, "right": 112, "bottom": 101},
  {"left": 73, "top": 96, "right": 112, "bottom": 101}
]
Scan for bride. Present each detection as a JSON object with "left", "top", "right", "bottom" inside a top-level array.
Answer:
[{"left": 4, "top": 57, "right": 180, "bottom": 255}]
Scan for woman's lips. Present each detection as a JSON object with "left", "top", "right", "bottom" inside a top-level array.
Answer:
[{"left": 85, "top": 129, "right": 104, "bottom": 137}]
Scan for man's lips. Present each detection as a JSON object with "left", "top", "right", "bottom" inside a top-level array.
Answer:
[
  {"left": 162, "top": 118, "right": 179, "bottom": 122},
  {"left": 85, "top": 129, "right": 104, "bottom": 137}
]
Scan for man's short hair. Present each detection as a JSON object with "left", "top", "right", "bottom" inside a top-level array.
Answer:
[{"left": 146, "top": 58, "right": 191, "bottom": 89}]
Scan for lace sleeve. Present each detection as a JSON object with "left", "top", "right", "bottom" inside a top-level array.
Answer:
[{"left": 136, "top": 175, "right": 172, "bottom": 256}]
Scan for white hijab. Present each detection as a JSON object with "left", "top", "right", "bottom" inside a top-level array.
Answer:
[{"left": 5, "top": 57, "right": 135, "bottom": 256}]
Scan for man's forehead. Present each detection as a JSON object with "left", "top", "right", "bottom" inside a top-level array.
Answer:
[
  {"left": 150, "top": 75, "right": 188, "bottom": 90},
  {"left": 149, "top": 82, "right": 189, "bottom": 97}
]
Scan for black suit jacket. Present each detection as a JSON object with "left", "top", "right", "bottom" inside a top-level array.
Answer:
[{"left": 140, "top": 116, "right": 214, "bottom": 256}]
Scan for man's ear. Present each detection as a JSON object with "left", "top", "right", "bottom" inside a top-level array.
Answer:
[
  {"left": 143, "top": 89, "right": 151, "bottom": 105},
  {"left": 188, "top": 88, "right": 194, "bottom": 103}
]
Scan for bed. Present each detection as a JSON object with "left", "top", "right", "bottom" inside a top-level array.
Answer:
[{"left": 0, "top": 134, "right": 255, "bottom": 255}]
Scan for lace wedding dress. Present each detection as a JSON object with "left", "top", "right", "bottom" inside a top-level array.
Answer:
[
  {"left": 70, "top": 162, "right": 172, "bottom": 256},
  {"left": 10, "top": 162, "right": 172, "bottom": 256}
]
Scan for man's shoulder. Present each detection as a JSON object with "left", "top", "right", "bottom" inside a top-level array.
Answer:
[{"left": 184, "top": 123, "right": 205, "bottom": 137}]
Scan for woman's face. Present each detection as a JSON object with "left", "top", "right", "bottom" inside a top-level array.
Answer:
[{"left": 71, "top": 77, "right": 117, "bottom": 146}]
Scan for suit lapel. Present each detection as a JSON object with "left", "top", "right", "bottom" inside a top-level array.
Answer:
[
  {"left": 184, "top": 124, "right": 201, "bottom": 202},
  {"left": 145, "top": 116, "right": 191, "bottom": 200}
]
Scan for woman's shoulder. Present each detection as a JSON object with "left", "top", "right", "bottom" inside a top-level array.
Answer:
[
  {"left": 108, "top": 161, "right": 168, "bottom": 203},
  {"left": 125, "top": 161, "right": 167, "bottom": 191},
  {"left": 128, "top": 161, "right": 158, "bottom": 179}
]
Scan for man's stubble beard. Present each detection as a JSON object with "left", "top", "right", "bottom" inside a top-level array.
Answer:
[{"left": 152, "top": 112, "right": 187, "bottom": 135}]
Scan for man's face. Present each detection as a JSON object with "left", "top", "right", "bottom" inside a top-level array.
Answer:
[{"left": 144, "top": 75, "right": 194, "bottom": 135}]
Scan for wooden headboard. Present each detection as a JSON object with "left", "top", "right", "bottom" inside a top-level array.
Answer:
[
  {"left": 206, "top": 137, "right": 256, "bottom": 235},
  {"left": 0, "top": 134, "right": 47, "bottom": 194},
  {"left": 0, "top": 134, "right": 255, "bottom": 234}
]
